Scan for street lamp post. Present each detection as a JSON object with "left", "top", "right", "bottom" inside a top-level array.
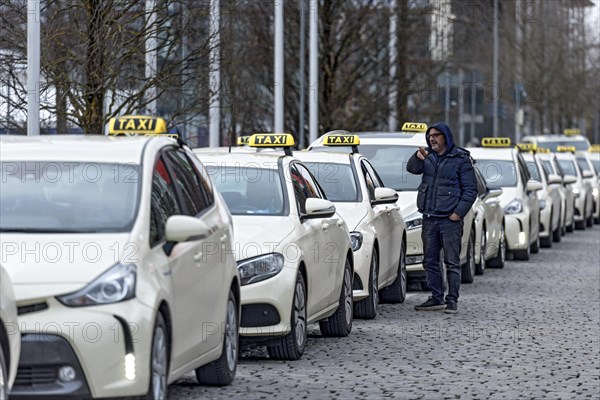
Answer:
[{"left": 27, "top": 0, "right": 40, "bottom": 136}]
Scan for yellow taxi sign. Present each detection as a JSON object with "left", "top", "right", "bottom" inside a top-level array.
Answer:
[
  {"left": 589, "top": 145, "right": 600, "bottom": 153},
  {"left": 248, "top": 133, "right": 295, "bottom": 147},
  {"left": 323, "top": 134, "right": 360, "bottom": 146},
  {"left": 556, "top": 145, "right": 576, "bottom": 153},
  {"left": 108, "top": 116, "right": 169, "bottom": 136},
  {"left": 564, "top": 128, "right": 581, "bottom": 136},
  {"left": 237, "top": 136, "right": 250, "bottom": 145},
  {"left": 536, "top": 147, "right": 551, "bottom": 154},
  {"left": 401, "top": 122, "right": 428, "bottom": 133},
  {"left": 515, "top": 143, "right": 537, "bottom": 152},
  {"left": 481, "top": 137, "right": 512, "bottom": 148}
]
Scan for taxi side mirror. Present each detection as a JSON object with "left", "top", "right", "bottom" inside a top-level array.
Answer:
[
  {"left": 303, "top": 198, "right": 336, "bottom": 220},
  {"left": 526, "top": 180, "right": 543, "bottom": 192},
  {"left": 165, "top": 215, "right": 211, "bottom": 243},
  {"left": 485, "top": 188, "right": 503, "bottom": 199},
  {"left": 547, "top": 174, "right": 562, "bottom": 185},
  {"left": 563, "top": 175, "right": 577, "bottom": 185},
  {"left": 583, "top": 170, "right": 594, "bottom": 179},
  {"left": 372, "top": 187, "right": 399, "bottom": 206}
]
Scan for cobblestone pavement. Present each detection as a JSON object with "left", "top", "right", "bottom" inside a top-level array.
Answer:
[{"left": 169, "top": 226, "right": 600, "bottom": 399}]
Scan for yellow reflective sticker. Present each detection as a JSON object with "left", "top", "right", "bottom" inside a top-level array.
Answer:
[
  {"left": 237, "top": 136, "right": 250, "bottom": 145},
  {"left": 249, "top": 133, "right": 295, "bottom": 147},
  {"left": 323, "top": 134, "right": 360, "bottom": 146},
  {"left": 536, "top": 147, "right": 551, "bottom": 154},
  {"left": 589, "top": 145, "right": 600, "bottom": 153},
  {"left": 108, "top": 116, "right": 168, "bottom": 135},
  {"left": 516, "top": 143, "right": 537, "bottom": 152},
  {"left": 563, "top": 128, "right": 581, "bottom": 136},
  {"left": 481, "top": 137, "right": 512, "bottom": 148},
  {"left": 556, "top": 145, "right": 576, "bottom": 153},
  {"left": 401, "top": 122, "right": 428, "bottom": 133}
]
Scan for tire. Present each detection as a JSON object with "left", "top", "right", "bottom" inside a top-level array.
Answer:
[
  {"left": 530, "top": 224, "right": 540, "bottom": 254},
  {"left": 488, "top": 225, "right": 505, "bottom": 268},
  {"left": 475, "top": 228, "right": 486, "bottom": 275},
  {"left": 514, "top": 241, "right": 530, "bottom": 261},
  {"left": 586, "top": 211, "right": 594, "bottom": 227},
  {"left": 267, "top": 272, "right": 307, "bottom": 360},
  {"left": 461, "top": 230, "right": 475, "bottom": 283},
  {"left": 354, "top": 248, "right": 379, "bottom": 319},
  {"left": 197, "top": 289, "right": 238, "bottom": 385},
  {"left": 575, "top": 218, "right": 586, "bottom": 230},
  {"left": 566, "top": 211, "right": 575, "bottom": 233},
  {"left": 552, "top": 210, "right": 562, "bottom": 242},
  {"left": 145, "top": 313, "right": 169, "bottom": 400},
  {"left": 319, "top": 257, "right": 353, "bottom": 337},
  {"left": 0, "top": 342, "right": 7, "bottom": 400},
  {"left": 379, "top": 244, "right": 407, "bottom": 303}
]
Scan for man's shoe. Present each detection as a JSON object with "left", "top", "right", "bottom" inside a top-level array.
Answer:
[
  {"left": 444, "top": 301, "right": 458, "bottom": 314},
  {"left": 414, "top": 297, "right": 446, "bottom": 311}
]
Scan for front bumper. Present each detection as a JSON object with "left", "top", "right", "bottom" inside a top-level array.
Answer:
[
  {"left": 504, "top": 213, "right": 529, "bottom": 251},
  {"left": 539, "top": 204, "right": 552, "bottom": 238},
  {"left": 13, "top": 297, "right": 155, "bottom": 398},
  {"left": 406, "top": 228, "right": 425, "bottom": 277},
  {"left": 351, "top": 242, "right": 373, "bottom": 302}
]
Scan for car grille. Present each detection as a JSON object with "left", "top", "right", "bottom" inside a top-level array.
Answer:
[
  {"left": 15, "top": 366, "right": 57, "bottom": 386},
  {"left": 241, "top": 304, "right": 280, "bottom": 327}
]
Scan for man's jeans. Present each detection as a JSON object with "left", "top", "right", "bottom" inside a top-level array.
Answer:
[{"left": 422, "top": 216, "right": 463, "bottom": 304}]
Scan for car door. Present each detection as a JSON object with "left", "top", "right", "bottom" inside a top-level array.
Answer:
[
  {"left": 162, "top": 149, "right": 226, "bottom": 366},
  {"left": 517, "top": 154, "right": 539, "bottom": 240}
]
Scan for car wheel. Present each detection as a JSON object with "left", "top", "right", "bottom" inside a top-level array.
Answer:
[
  {"left": 461, "top": 230, "right": 475, "bottom": 283},
  {"left": 145, "top": 313, "right": 169, "bottom": 400},
  {"left": 379, "top": 244, "right": 407, "bottom": 303},
  {"left": 541, "top": 211, "right": 553, "bottom": 248},
  {"left": 576, "top": 202, "right": 587, "bottom": 230},
  {"left": 488, "top": 225, "right": 505, "bottom": 268},
  {"left": 354, "top": 248, "right": 378, "bottom": 319},
  {"left": 267, "top": 272, "right": 307, "bottom": 360},
  {"left": 197, "top": 289, "right": 238, "bottom": 385},
  {"left": 514, "top": 238, "right": 530, "bottom": 260},
  {"left": 530, "top": 223, "right": 540, "bottom": 254},
  {"left": 586, "top": 210, "right": 594, "bottom": 227},
  {"left": 552, "top": 209, "right": 562, "bottom": 242},
  {"left": 567, "top": 209, "right": 575, "bottom": 232},
  {"left": 319, "top": 256, "right": 353, "bottom": 337},
  {"left": 0, "top": 342, "right": 8, "bottom": 400},
  {"left": 475, "top": 228, "right": 486, "bottom": 275}
]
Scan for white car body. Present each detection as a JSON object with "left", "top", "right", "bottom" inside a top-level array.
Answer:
[
  {"left": 468, "top": 147, "right": 542, "bottom": 260},
  {"left": 575, "top": 152, "right": 600, "bottom": 224},
  {"left": 294, "top": 150, "right": 407, "bottom": 317},
  {"left": 521, "top": 134, "right": 591, "bottom": 153},
  {"left": 536, "top": 153, "right": 577, "bottom": 233},
  {"left": 555, "top": 151, "right": 594, "bottom": 230},
  {"left": 309, "top": 132, "right": 479, "bottom": 286},
  {"left": 522, "top": 153, "right": 562, "bottom": 246},
  {"left": 0, "top": 265, "right": 20, "bottom": 398},
  {"left": 0, "top": 135, "right": 240, "bottom": 398},
  {"left": 195, "top": 149, "right": 354, "bottom": 360}
]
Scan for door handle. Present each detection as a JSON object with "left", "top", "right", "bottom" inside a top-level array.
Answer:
[
  {"left": 193, "top": 252, "right": 203, "bottom": 261},
  {"left": 220, "top": 234, "right": 228, "bottom": 242},
  {"left": 322, "top": 222, "right": 329, "bottom": 231}
]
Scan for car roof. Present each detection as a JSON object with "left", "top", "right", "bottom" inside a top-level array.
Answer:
[
  {"left": 193, "top": 150, "right": 289, "bottom": 168},
  {"left": 311, "top": 132, "right": 427, "bottom": 147},
  {"left": 0, "top": 135, "right": 168, "bottom": 164},
  {"left": 293, "top": 151, "right": 354, "bottom": 165},
  {"left": 522, "top": 135, "right": 589, "bottom": 143},
  {"left": 467, "top": 147, "right": 517, "bottom": 161}
]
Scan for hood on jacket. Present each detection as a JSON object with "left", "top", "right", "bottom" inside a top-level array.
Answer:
[{"left": 426, "top": 122, "right": 454, "bottom": 156}]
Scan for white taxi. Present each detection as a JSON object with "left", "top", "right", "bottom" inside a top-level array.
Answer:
[
  {"left": 196, "top": 134, "right": 354, "bottom": 361},
  {"left": 295, "top": 133, "right": 406, "bottom": 319},
  {"left": 522, "top": 129, "right": 591, "bottom": 152},
  {"left": 555, "top": 146, "right": 594, "bottom": 230},
  {"left": 468, "top": 138, "right": 542, "bottom": 261},
  {"left": 575, "top": 151, "right": 600, "bottom": 225},
  {"left": 0, "top": 265, "right": 20, "bottom": 399},
  {"left": 518, "top": 145, "right": 562, "bottom": 247},
  {"left": 309, "top": 123, "right": 479, "bottom": 288},
  {"left": 0, "top": 116, "right": 241, "bottom": 399},
  {"left": 589, "top": 145, "right": 600, "bottom": 178}
]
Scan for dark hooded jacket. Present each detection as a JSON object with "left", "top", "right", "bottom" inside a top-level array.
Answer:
[{"left": 406, "top": 122, "right": 477, "bottom": 218}]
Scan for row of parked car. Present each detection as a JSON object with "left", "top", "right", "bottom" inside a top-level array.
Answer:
[{"left": 0, "top": 117, "right": 598, "bottom": 399}]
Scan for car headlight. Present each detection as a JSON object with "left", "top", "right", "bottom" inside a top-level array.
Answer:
[
  {"left": 350, "top": 231, "right": 363, "bottom": 251},
  {"left": 405, "top": 212, "right": 423, "bottom": 231},
  {"left": 57, "top": 263, "right": 137, "bottom": 307},
  {"left": 504, "top": 199, "right": 523, "bottom": 214},
  {"left": 237, "top": 253, "right": 284, "bottom": 286},
  {"left": 539, "top": 199, "right": 546, "bottom": 210}
]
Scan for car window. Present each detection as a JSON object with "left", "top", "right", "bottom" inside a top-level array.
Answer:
[
  {"left": 525, "top": 161, "right": 541, "bottom": 182},
  {"left": 290, "top": 164, "right": 320, "bottom": 214},
  {"left": 304, "top": 162, "right": 359, "bottom": 202},
  {"left": 361, "top": 163, "right": 377, "bottom": 200},
  {"left": 164, "top": 150, "right": 210, "bottom": 216},
  {"left": 474, "top": 168, "right": 487, "bottom": 196},
  {"left": 362, "top": 160, "right": 385, "bottom": 188},
  {"left": 186, "top": 151, "right": 214, "bottom": 206},
  {"left": 517, "top": 154, "right": 531, "bottom": 183},
  {"left": 150, "top": 157, "right": 182, "bottom": 246},
  {"left": 541, "top": 160, "right": 555, "bottom": 176},
  {"left": 576, "top": 157, "right": 591, "bottom": 172},
  {"left": 557, "top": 159, "right": 577, "bottom": 177}
]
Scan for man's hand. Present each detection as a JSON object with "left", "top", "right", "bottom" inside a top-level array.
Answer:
[
  {"left": 449, "top": 212, "right": 461, "bottom": 221},
  {"left": 416, "top": 147, "right": 428, "bottom": 160}
]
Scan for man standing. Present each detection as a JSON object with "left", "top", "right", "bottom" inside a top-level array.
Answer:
[{"left": 406, "top": 122, "right": 477, "bottom": 314}]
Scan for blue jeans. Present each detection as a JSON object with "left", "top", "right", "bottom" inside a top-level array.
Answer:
[{"left": 422, "top": 216, "right": 463, "bottom": 304}]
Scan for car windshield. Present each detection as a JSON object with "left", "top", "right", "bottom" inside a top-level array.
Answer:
[
  {"left": 313, "top": 144, "right": 420, "bottom": 190},
  {"left": 591, "top": 159, "right": 600, "bottom": 174},
  {"left": 576, "top": 157, "right": 591, "bottom": 172},
  {"left": 526, "top": 161, "right": 542, "bottom": 181},
  {"left": 211, "top": 166, "right": 285, "bottom": 215},
  {"left": 303, "top": 162, "right": 358, "bottom": 202},
  {"left": 557, "top": 159, "right": 577, "bottom": 176},
  {"left": 535, "top": 139, "right": 590, "bottom": 152},
  {"left": 474, "top": 160, "right": 517, "bottom": 188},
  {"left": 0, "top": 162, "right": 140, "bottom": 232},
  {"left": 541, "top": 160, "right": 556, "bottom": 176}
]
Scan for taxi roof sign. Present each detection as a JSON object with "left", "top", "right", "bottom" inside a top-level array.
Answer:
[
  {"left": 556, "top": 145, "right": 576, "bottom": 153},
  {"left": 564, "top": 128, "right": 581, "bottom": 136},
  {"left": 589, "top": 144, "right": 600, "bottom": 153},
  {"left": 108, "top": 116, "right": 169, "bottom": 136},
  {"left": 481, "top": 137, "right": 512, "bottom": 148},
  {"left": 515, "top": 143, "right": 537, "bottom": 152},
  {"left": 323, "top": 134, "right": 360, "bottom": 146},
  {"left": 536, "top": 147, "right": 551, "bottom": 154},
  {"left": 237, "top": 136, "right": 250, "bottom": 146},
  {"left": 401, "top": 122, "right": 427, "bottom": 133},
  {"left": 249, "top": 133, "right": 294, "bottom": 147}
]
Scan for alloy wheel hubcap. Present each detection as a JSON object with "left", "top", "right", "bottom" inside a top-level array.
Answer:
[
  {"left": 225, "top": 299, "right": 238, "bottom": 371},
  {"left": 344, "top": 263, "right": 352, "bottom": 326},
  {"left": 152, "top": 326, "right": 167, "bottom": 400},
  {"left": 294, "top": 281, "right": 307, "bottom": 348},
  {"left": 371, "top": 251, "right": 378, "bottom": 307}
]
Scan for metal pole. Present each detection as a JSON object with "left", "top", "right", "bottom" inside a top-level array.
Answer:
[
  {"left": 145, "top": 0, "right": 158, "bottom": 115},
  {"left": 458, "top": 67, "right": 464, "bottom": 146},
  {"left": 470, "top": 72, "right": 476, "bottom": 142},
  {"left": 388, "top": 0, "right": 397, "bottom": 131},
  {"left": 298, "top": 0, "right": 305, "bottom": 148},
  {"left": 514, "top": 0, "right": 522, "bottom": 143},
  {"left": 309, "top": 0, "right": 318, "bottom": 143},
  {"left": 492, "top": 0, "right": 499, "bottom": 137},
  {"left": 27, "top": 0, "right": 40, "bottom": 136},
  {"left": 444, "top": 68, "right": 450, "bottom": 124},
  {"left": 274, "top": 0, "right": 284, "bottom": 133},
  {"left": 209, "top": 0, "right": 220, "bottom": 147}
]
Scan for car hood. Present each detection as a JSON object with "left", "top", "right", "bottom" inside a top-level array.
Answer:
[
  {"left": 0, "top": 233, "right": 131, "bottom": 301},
  {"left": 231, "top": 216, "right": 295, "bottom": 260},
  {"left": 497, "top": 187, "right": 519, "bottom": 208},
  {"left": 396, "top": 191, "right": 418, "bottom": 218},
  {"left": 331, "top": 202, "right": 368, "bottom": 231}
]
